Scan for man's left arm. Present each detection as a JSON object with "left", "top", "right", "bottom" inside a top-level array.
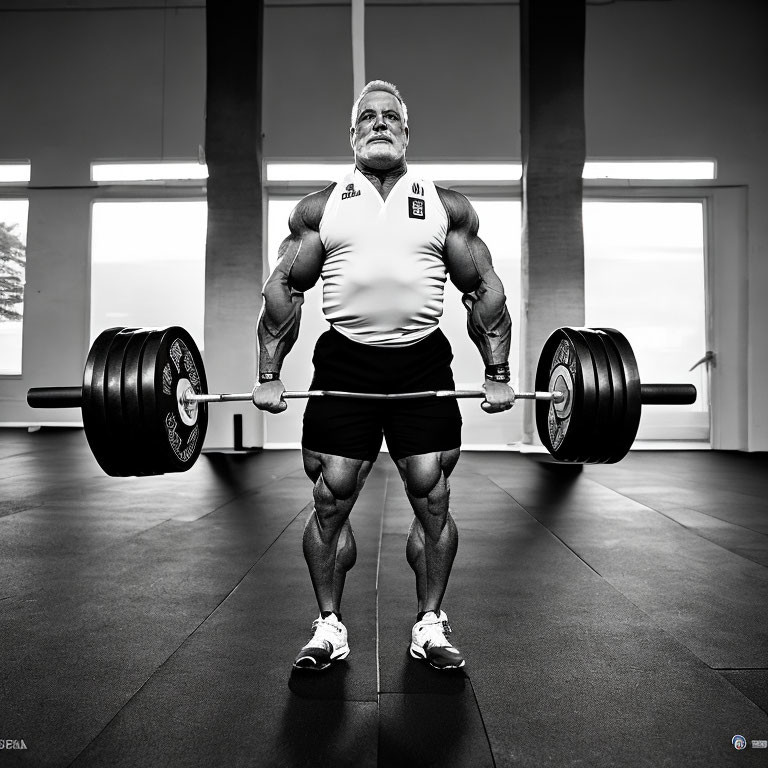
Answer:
[{"left": 438, "top": 187, "right": 515, "bottom": 413}]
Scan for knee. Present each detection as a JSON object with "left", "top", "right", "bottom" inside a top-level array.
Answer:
[
  {"left": 312, "top": 457, "right": 367, "bottom": 516},
  {"left": 402, "top": 454, "right": 445, "bottom": 500},
  {"left": 311, "top": 476, "right": 351, "bottom": 540},
  {"left": 319, "top": 463, "right": 361, "bottom": 501}
]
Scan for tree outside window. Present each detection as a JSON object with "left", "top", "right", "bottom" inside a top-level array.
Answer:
[
  {"left": 1, "top": 221, "right": 25, "bottom": 321},
  {"left": 0, "top": 202, "right": 29, "bottom": 375}
]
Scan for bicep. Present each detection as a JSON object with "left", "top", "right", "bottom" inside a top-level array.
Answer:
[
  {"left": 265, "top": 201, "right": 326, "bottom": 294},
  {"left": 444, "top": 225, "right": 498, "bottom": 294},
  {"left": 273, "top": 229, "right": 324, "bottom": 293}
]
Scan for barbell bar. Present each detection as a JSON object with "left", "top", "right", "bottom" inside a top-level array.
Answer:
[
  {"left": 26, "top": 324, "right": 697, "bottom": 476},
  {"left": 186, "top": 388, "right": 564, "bottom": 403},
  {"left": 26, "top": 387, "right": 563, "bottom": 407}
]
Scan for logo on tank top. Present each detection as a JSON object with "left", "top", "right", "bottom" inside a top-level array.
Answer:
[
  {"left": 408, "top": 197, "right": 426, "bottom": 219},
  {"left": 412, "top": 182, "right": 424, "bottom": 196},
  {"left": 341, "top": 183, "right": 361, "bottom": 200}
]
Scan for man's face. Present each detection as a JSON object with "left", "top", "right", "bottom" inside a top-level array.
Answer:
[{"left": 350, "top": 91, "right": 409, "bottom": 170}]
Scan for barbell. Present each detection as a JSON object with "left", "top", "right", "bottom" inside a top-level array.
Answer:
[{"left": 26, "top": 325, "right": 696, "bottom": 477}]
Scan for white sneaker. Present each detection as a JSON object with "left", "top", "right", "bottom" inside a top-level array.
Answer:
[
  {"left": 293, "top": 613, "right": 350, "bottom": 671},
  {"left": 409, "top": 610, "right": 465, "bottom": 670}
]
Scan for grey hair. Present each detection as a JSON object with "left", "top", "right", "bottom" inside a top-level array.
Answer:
[{"left": 350, "top": 80, "right": 409, "bottom": 129}]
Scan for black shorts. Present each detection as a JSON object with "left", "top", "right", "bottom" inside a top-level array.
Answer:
[{"left": 302, "top": 328, "right": 462, "bottom": 461}]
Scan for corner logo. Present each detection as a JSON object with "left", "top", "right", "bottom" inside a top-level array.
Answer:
[
  {"left": 408, "top": 197, "right": 425, "bottom": 219},
  {"left": 0, "top": 740, "right": 28, "bottom": 750},
  {"left": 732, "top": 735, "right": 747, "bottom": 750},
  {"left": 341, "top": 183, "right": 361, "bottom": 200}
]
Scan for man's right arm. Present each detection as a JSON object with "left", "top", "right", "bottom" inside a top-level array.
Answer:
[{"left": 254, "top": 185, "right": 332, "bottom": 412}]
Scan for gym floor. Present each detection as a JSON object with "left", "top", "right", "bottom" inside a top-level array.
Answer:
[{"left": 1, "top": 429, "right": 767, "bottom": 767}]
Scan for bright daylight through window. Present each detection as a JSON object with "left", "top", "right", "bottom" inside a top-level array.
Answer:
[
  {"left": 90, "top": 201, "right": 207, "bottom": 350},
  {"left": 0, "top": 199, "right": 29, "bottom": 375}
]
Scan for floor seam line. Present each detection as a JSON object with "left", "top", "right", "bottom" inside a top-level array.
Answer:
[
  {"left": 587, "top": 475, "right": 768, "bottom": 539},
  {"left": 486, "top": 475, "right": 605, "bottom": 578},
  {"left": 487, "top": 476, "right": 766, "bottom": 671},
  {"left": 376, "top": 476, "right": 388, "bottom": 693},
  {"left": 713, "top": 670, "right": 768, "bottom": 718},
  {"left": 467, "top": 676, "right": 498, "bottom": 768},
  {"left": 375, "top": 474, "right": 388, "bottom": 762},
  {"left": 64, "top": 501, "right": 310, "bottom": 768},
  {"left": 192, "top": 466, "right": 308, "bottom": 521}
]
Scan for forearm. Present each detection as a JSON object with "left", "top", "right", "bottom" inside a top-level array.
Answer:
[
  {"left": 257, "top": 276, "right": 304, "bottom": 380},
  {"left": 463, "top": 271, "right": 512, "bottom": 371}
]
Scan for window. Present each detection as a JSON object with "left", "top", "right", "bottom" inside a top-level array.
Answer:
[
  {"left": 584, "top": 200, "right": 709, "bottom": 441},
  {"left": 0, "top": 163, "right": 31, "bottom": 184},
  {"left": 90, "top": 201, "right": 207, "bottom": 349},
  {"left": 0, "top": 199, "right": 29, "bottom": 375},
  {"left": 91, "top": 162, "right": 208, "bottom": 183}
]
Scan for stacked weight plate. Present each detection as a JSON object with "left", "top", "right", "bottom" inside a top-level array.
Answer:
[
  {"left": 595, "top": 327, "right": 642, "bottom": 463},
  {"left": 535, "top": 326, "right": 643, "bottom": 464},
  {"left": 81, "top": 326, "right": 208, "bottom": 476},
  {"left": 82, "top": 327, "right": 133, "bottom": 476}
]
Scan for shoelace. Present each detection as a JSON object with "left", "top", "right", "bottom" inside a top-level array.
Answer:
[
  {"left": 308, "top": 617, "right": 342, "bottom": 648},
  {"left": 419, "top": 618, "right": 454, "bottom": 649}
]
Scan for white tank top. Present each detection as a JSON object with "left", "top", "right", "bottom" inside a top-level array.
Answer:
[{"left": 318, "top": 168, "right": 449, "bottom": 347}]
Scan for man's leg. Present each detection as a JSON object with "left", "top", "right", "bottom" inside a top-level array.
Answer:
[
  {"left": 394, "top": 448, "right": 465, "bottom": 670},
  {"left": 293, "top": 449, "right": 374, "bottom": 671},
  {"left": 395, "top": 448, "right": 460, "bottom": 615},
  {"left": 302, "top": 448, "right": 374, "bottom": 616}
]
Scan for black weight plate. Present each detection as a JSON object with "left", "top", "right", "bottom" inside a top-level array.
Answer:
[
  {"left": 140, "top": 327, "right": 208, "bottom": 475},
  {"left": 103, "top": 328, "right": 141, "bottom": 477},
  {"left": 593, "top": 329, "right": 628, "bottom": 464},
  {"left": 535, "top": 329, "right": 574, "bottom": 459},
  {"left": 575, "top": 328, "right": 615, "bottom": 464},
  {"left": 595, "top": 328, "right": 642, "bottom": 463},
  {"left": 535, "top": 327, "right": 598, "bottom": 463},
  {"left": 137, "top": 330, "right": 166, "bottom": 474},
  {"left": 82, "top": 327, "right": 127, "bottom": 476},
  {"left": 121, "top": 329, "right": 158, "bottom": 476},
  {"left": 561, "top": 328, "right": 602, "bottom": 463}
]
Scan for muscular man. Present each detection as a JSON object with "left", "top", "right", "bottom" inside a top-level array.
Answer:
[{"left": 254, "top": 80, "right": 514, "bottom": 671}]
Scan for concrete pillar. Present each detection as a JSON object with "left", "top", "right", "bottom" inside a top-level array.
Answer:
[
  {"left": 520, "top": 0, "right": 586, "bottom": 444},
  {"left": 204, "top": 1, "right": 265, "bottom": 449}
]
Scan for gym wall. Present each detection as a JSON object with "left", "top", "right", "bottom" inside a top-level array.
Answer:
[
  {"left": 0, "top": 0, "right": 765, "bottom": 450},
  {"left": 0, "top": 1, "right": 206, "bottom": 430}
]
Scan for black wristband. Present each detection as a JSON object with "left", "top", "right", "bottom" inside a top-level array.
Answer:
[
  {"left": 258, "top": 371, "right": 280, "bottom": 384},
  {"left": 485, "top": 363, "right": 510, "bottom": 383}
]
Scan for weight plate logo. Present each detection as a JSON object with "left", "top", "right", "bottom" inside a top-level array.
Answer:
[
  {"left": 170, "top": 339, "right": 184, "bottom": 373},
  {"left": 548, "top": 339, "right": 573, "bottom": 450},
  {"left": 162, "top": 363, "right": 173, "bottom": 396},
  {"left": 163, "top": 338, "right": 204, "bottom": 464},
  {"left": 184, "top": 350, "right": 201, "bottom": 388},
  {"left": 165, "top": 413, "right": 200, "bottom": 463}
]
